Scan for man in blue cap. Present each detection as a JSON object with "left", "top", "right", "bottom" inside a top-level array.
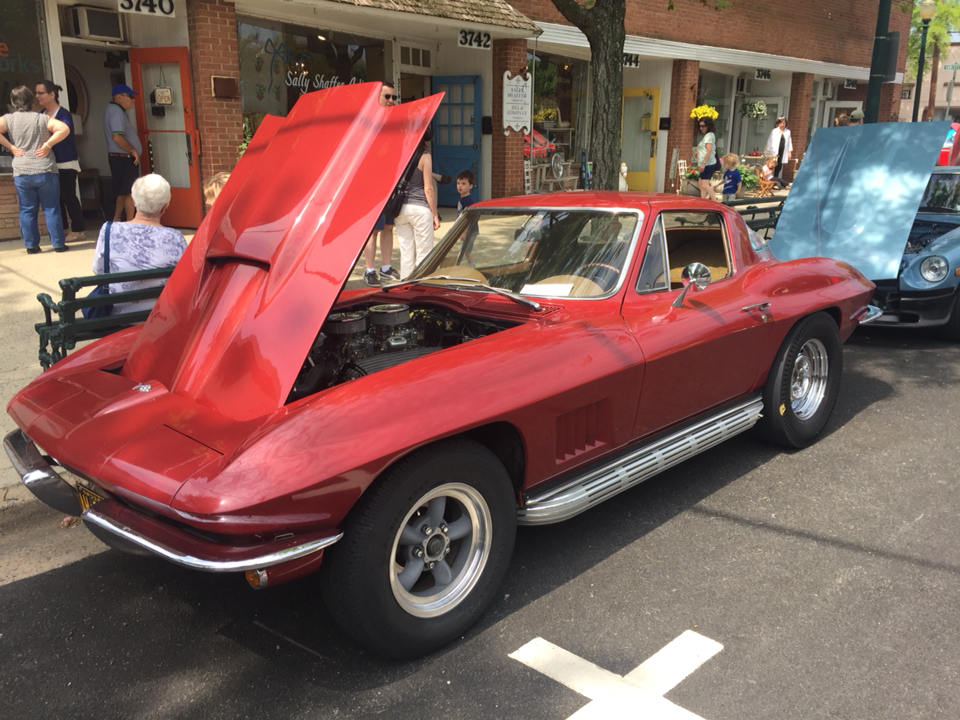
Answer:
[{"left": 103, "top": 83, "right": 141, "bottom": 221}]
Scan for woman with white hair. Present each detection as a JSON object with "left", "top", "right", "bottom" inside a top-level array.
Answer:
[{"left": 92, "top": 173, "right": 187, "bottom": 315}]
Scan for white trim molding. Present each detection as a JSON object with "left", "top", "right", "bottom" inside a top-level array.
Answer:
[{"left": 535, "top": 22, "right": 904, "bottom": 85}]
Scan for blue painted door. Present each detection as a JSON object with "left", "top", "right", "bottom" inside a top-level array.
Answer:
[{"left": 432, "top": 75, "right": 481, "bottom": 207}]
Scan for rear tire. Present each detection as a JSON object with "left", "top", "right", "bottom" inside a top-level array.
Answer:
[
  {"left": 321, "top": 439, "right": 516, "bottom": 659},
  {"left": 757, "top": 312, "right": 842, "bottom": 448}
]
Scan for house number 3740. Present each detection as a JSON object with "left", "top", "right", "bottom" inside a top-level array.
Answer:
[{"left": 118, "top": 0, "right": 176, "bottom": 16}]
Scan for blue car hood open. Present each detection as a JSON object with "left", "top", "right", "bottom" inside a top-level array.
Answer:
[{"left": 771, "top": 121, "right": 950, "bottom": 280}]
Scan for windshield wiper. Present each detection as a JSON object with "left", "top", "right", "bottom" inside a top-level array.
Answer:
[{"left": 382, "top": 276, "right": 542, "bottom": 311}]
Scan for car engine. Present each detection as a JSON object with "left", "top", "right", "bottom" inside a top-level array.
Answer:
[{"left": 288, "top": 303, "right": 516, "bottom": 401}]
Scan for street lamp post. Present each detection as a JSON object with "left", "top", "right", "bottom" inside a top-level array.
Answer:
[{"left": 913, "top": 0, "right": 938, "bottom": 122}]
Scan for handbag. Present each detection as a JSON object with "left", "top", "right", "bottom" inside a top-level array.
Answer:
[
  {"left": 82, "top": 222, "right": 114, "bottom": 319},
  {"left": 383, "top": 147, "right": 425, "bottom": 219}
]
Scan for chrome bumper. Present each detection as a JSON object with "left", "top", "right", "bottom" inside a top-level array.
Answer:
[
  {"left": 857, "top": 305, "right": 884, "bottom": 325},
  {"left": 3, "top": 429, "right": 343, "bottom": 573}
]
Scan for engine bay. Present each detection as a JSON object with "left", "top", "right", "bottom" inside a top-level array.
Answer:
[{"left": 287, "top": 302, "right": 517, "bottom": 401}]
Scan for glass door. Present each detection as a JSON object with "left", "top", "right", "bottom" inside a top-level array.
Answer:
[
  {"left": 130, "top": 47, "right": 204, "bottom": 228},
  {"left": 622, "top": 87, "right": 660, "bottom": 192},
  {"left": 738, "top": 97, "right": 785, "bottom": 157}
]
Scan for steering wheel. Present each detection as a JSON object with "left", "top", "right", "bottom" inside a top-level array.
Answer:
[{"left": 578, "top": 262, "right": 621, "bottom": 291}]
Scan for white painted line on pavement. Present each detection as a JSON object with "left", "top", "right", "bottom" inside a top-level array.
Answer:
[
  {"left": 623, "top": 630, "right": 724, "bottom": 695},
  {"left": 510, "top": 630, "right": 722, "bottom": 720}
]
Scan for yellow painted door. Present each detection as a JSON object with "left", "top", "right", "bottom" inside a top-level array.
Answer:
[{"left": 622, "top": 88, "right": 660, "bottom": 192}]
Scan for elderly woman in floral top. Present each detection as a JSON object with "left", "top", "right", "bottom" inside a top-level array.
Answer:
[{"left": 93, "top": 174, "right": 187, "bottom": 315}]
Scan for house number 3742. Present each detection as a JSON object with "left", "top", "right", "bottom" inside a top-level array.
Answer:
[{"left": 458, "top": 30, "right": 492, "bottom": 49}]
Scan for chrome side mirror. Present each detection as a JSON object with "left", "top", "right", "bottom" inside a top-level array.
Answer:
[{"left": 671, "top": 262, "right": 712, "bottom": 308}]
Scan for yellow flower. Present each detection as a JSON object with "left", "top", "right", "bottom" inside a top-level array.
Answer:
[{"left": 689, "top": 105, "right": 719, "bottom": 120}]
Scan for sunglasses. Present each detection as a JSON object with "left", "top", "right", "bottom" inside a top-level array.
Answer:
[
  {"left": 382, "top": 94, "right": 398, "bottom": 100},
  {"left": 698, "top": 123, "right": 707, "bottom": 127}
]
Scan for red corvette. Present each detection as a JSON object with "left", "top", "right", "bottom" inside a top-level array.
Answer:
[{"left": 5, "top": 83, "right": 879, "bottom": 659}]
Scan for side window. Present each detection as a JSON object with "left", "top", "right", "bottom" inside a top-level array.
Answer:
[
  {"left": 661, "top": 211, "right": 731, "bottom": 289},
  {"left": 636, "top": 215, "right": 668, "bottom": 292}
]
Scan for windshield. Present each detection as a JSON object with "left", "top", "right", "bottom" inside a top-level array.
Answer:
[
  {"left": 411, "top": 208, "right": 641, "bottom": 298},
  {"left": 919, "top": 173, "right": 960, "bottom": 213}
]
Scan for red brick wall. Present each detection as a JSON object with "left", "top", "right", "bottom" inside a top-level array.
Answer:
[
  {"left": 666, "top": 60, "right": 699, "bottom": 192},
  {"left": 785, "top": 73, "right": 813, "bottom": 181},
  {"left": 187, "top": 0, "right": 243, "bottom": 183},
  {"left": 879, "top": 83, "right": 903, "bottom": 123},
  {"left": 492, "top": 38, "right": 527, "bottom": 198},
  {"left": 509, "top": 0, "right": 911, "bottom": 74}
]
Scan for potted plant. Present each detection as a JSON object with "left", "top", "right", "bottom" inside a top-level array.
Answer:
[{"left": 738, "top": 100, "right": 768, "bottom": 120}]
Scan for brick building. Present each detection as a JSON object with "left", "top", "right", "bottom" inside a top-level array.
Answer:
[{"left": 2, "top": 0, "right": 912, "bottom": 238}]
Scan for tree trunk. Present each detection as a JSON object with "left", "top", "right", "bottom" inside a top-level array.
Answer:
[
  {"left": 927, "top": 42, "right": 940, "bottom": 121},
  {"left": 550, "top": 0, "right": 626, "bottom": 190}
]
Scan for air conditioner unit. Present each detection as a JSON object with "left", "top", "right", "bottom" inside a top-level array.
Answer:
[
  {"left": 736, "top": 77, "right": 751, "bottom": 94},
  {"left": 62, "top": 6, "right": 124, "bottom": 42},
  {"left": 823, "top": 80, "right": 836, "bottom": 99}
]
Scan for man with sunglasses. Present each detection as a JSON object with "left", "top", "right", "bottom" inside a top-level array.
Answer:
[
  {"left": 103, "top": 83, "right": 142, "bottom": 222},
  {"left": 362, "top": 81, "right": 402, "bottom": 285}
]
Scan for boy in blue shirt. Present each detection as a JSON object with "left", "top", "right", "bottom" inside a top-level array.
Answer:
[
  {"left": 457, "top": 170, "right": 475, "bottom": 216},
  {"left": 721, "top": 153, "right": 741, "bottom": 202}
]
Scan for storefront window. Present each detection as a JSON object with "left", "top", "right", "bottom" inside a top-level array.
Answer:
[
  {"left": 0, "top": 0, "right": 47, "bottom": 173},
  {"left": 527, "top": 52, "right": 588, "bottom": 162},
  {"left": 699, "top": 70, "right": 733, "bottom": 156},
  {"left": 237, "top": 17, "right": 385, "bottom": 133}
]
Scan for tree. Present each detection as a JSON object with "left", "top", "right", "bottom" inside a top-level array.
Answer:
[
  {"left": 902, "top": 0, "right": 960, "bottom": 108},
  {"left": 548, "top": 0, "right": 728, "bottom": 190}
]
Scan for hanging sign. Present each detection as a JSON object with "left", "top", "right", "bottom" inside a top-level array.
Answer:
[
  {"left": 754, "top": 68, "right": 772, "bottom": 81},
  {"left": 503, "top": 71, "right": 531, "bottom": 135},
  {"left": 118, "top": 0, "right": 176, "bottom": 17}
]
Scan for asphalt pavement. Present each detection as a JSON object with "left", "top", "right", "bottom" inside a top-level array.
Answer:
[{"left": 0, "top": 231, "right": 958, "bottom": 720}]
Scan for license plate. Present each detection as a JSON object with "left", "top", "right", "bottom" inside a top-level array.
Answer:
[{"left": 77, "top": 483, "right": 105, "bottom": 512}]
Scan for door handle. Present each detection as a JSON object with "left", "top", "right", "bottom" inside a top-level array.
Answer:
[{"left": 742, "top": 302, "right": 771, "bottom": 312}]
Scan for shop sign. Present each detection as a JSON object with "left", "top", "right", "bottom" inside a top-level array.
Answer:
[
  {"left": 458, "top": 30, "right": 492, "bottom": 50},
  {"left": 754, "top": 68, "right": 772, "bottom": 81},
  {"left": 623, "top": 54, "right": 640, "bottom": 68},
  {"left": 843, "top": 79, "right": 857, "bottom": 90},
  {"left": 118, "top": 0, "right": 176, "bottom": 17},
  {"left": 503, "top": 71, "right": 532, "bottom": 135}
]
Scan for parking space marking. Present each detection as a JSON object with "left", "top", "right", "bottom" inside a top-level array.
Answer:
[{"left": 510, "top": 630, "right": 722, "bottom": 720}]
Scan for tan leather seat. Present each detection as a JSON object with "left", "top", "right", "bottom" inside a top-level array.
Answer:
[{"left": 529, "top": 274, "right": 604, "bottom": 297}]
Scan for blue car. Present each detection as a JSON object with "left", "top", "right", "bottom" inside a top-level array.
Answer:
[{"left": 773, "top": 121, "right": 960, "bottom": 340}]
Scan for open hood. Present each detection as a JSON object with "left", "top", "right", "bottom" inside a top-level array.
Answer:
[
  {"left": 771, "top": 121, "right": 950, "bottom": 281},
  {"left": 119, "top": 83, "right": 442, "bottom": 421}
]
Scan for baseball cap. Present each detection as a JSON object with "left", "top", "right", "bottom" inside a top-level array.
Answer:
[
  {"left": 850, "top": 109, "right": 864, "bottom": 120},
  {"left": 111, "top": 83, "right": 138, "bottom": 96}
]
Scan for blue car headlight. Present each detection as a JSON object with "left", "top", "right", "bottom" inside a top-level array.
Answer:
[{"left": 920, "top": 256, "right": 949, "bottom": 283}]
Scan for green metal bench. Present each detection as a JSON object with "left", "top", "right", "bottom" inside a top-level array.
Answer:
[
  {"left": 36, "top": 267, "right": 175, "bottom": 370},
  {"left": 723, "top": 197, "right": 785, "bottom": 237}
]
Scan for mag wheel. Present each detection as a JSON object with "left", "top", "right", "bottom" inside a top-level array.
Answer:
[
  {"left": 321, "top": 439, "right": 516, "bottom": 659},
  {"left": 757, "top": 312, "right": 842, "bottom": 448}
]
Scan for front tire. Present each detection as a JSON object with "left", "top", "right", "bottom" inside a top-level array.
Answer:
[
  {"left": 757, "top": 312, "right": 842, "bottom": 448},
  {"left": 321, "top": 439, "right": 516, "bottom": 659}
]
